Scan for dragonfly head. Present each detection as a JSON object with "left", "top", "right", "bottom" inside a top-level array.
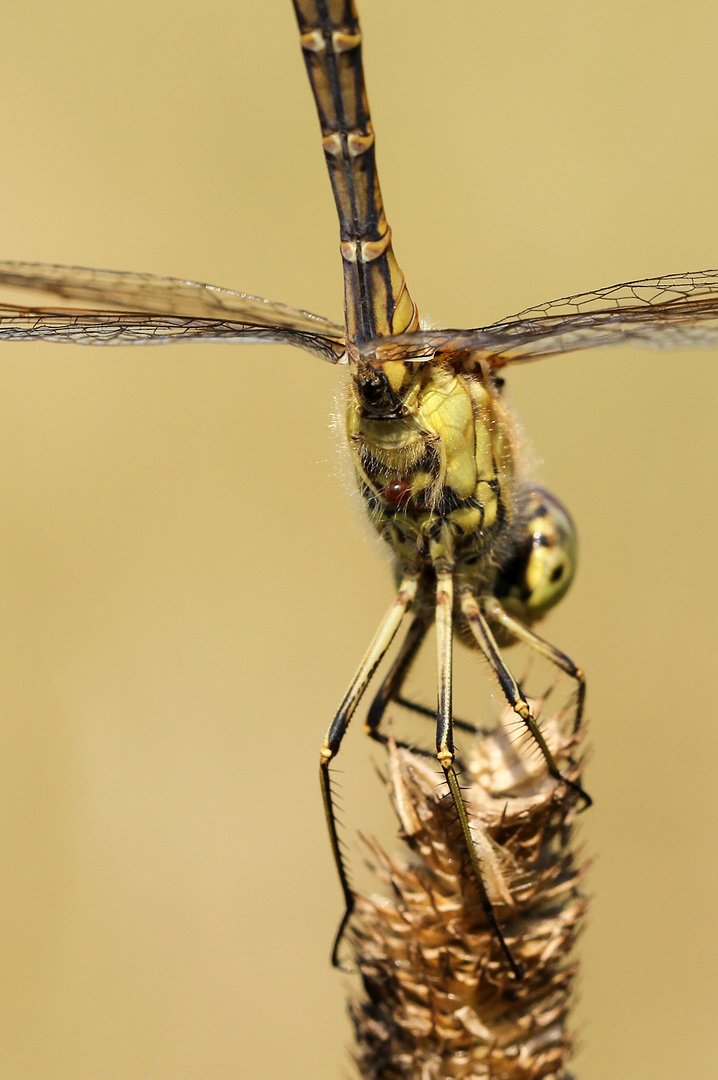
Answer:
[{"left": 353, "top": 360, "right": 420, "bottom": 420}]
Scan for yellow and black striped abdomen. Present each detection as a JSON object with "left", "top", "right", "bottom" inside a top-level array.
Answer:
[{"left": 293, "top": 0, "right": 416, "bottom": 343}]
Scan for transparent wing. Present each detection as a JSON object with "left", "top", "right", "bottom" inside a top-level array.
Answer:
[
  {"left": 0, "top": 261, "right": 345, "bottom": 339},
  {"left": 361, "top": 270, "right": 718, "bottom": 367},
  {"left": 0, "top": 304, "right": 347, "bottom": 363}
]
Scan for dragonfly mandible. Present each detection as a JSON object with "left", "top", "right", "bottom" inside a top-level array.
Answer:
[{"left": 2, "top": 0, "right": 718, "bottom": 978}]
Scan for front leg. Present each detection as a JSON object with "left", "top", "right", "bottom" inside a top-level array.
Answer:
[
  {"left": 434, "top": 570, "right": 521, "bottom": 979},
  {"left": 320, "top": 574, "right": 418, "bottom": 970},
  {"left": 364, "top": 610, "right": 435, "bottom": 754}
]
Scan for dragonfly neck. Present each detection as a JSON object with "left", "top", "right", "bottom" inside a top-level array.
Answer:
[{"left": 293, "top": 0, "right": 418, "bottom": 345}]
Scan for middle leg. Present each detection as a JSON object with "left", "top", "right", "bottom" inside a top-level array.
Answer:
[{"left": 483, "top": 595, "right": 586, "bottom": 735}]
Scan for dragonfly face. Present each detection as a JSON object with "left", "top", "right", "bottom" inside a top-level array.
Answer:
[{"left": 351, "top": 363, "right": 409, "bottom": 419}]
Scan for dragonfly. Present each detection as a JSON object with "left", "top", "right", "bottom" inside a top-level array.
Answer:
[{"left": 2, "top": 0, "right": 718, "bottom": 978}]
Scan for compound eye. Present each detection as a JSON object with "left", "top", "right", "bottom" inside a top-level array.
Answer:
[
  {"left": 496, "top": 487, "right": 578, "bottom": 623},
  {"left": 355, "top": 370, "right": 401, "bottom": 417},
  {"left": 361, "top": 373, "right": 386, "bottom": 404}
]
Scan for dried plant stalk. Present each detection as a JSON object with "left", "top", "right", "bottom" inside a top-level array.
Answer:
[{"left": 350, "top": 707, "right": 588, "bottom": 1080}]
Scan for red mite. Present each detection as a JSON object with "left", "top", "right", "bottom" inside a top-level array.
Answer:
[{"left": 384, "top": 479, "right": 411, "bottom": 505}]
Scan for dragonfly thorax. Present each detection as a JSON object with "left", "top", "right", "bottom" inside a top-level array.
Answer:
[{"left": 347, "top": 363, "right": 518, "bottom": 579}]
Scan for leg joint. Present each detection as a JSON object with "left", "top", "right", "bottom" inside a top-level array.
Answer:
[
  {"left": 514, "top": 699, "right": 531, "bottom": 721},
  {"left": 437, "top": 746, "right": 454, "bottom": 767}
]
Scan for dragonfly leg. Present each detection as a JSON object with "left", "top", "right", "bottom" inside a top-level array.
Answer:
[
  {"left": 483, "top": 596, "right": 586, "bottom": 734},
  {"left": 364, "top": 608, "right": 483, "bottom": 743},
  {"left": 460, "top": 590, "right": 591, "bottom": 809},
  {"left": 364, "top": 611, "right": 437, "bottom": 757},
  {"left": 434, "top": 571, "right": 521, "bottom": 979},
  {"left": 364, "top": 611, "right": 482, "bottom": 773},
  {"left": 321, "top": 574, "right": 418, "bottom": 970}
]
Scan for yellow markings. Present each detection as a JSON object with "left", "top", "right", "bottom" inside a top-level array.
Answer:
[
  {"left": 514, "top": 700, "right": 531, "bottom": 721},
  {"left": 410, "top": 471, "right": 434, "bottom": 498},
  {"left": 322, "top": 133, "right": 343, "bottom": 156},
  {"left": 322, "top": 126, "right": 375, "bottom": 159},
  {"left": 339, "top": 239, "right": 357, "bottom": 263},
  {"left": 300, "top": 29, "right": 361, "bottom": 55},
  {"left": 360, "top": 228, "right": 393, "bottom": 262},
  {"left": 449, "top": 505, "right": 482, "bottom": 535},
  {"left": 300, "top": 29, "right": 325, "bottom": 53},
  {"left": 421, "top": 376, "right": 477, "bottom": 500},
  {"left": 347, "top": 127, "right": 375, "bottom": 156},
  {"left": 332, "top": 29, "right": 362, "bottom": 52},
  {"left": 392, "top": 287, "right": 419, "bottom": 335},
  {"left": 320, "top": 743, "right": 333, "bottom": 764},
  {"left": 340, "top": 229, "right": 393, "bottom": 264},
  {"left": 382, "top": 359, "right": 410, "bottom": 393},
  {"left": 476, "top": 480, "right": 498, "bottom": 528}
]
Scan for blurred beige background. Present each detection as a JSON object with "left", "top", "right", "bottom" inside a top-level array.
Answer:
[{"left": 0, "top": 1, "right": 716, "bottom": 1077}]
